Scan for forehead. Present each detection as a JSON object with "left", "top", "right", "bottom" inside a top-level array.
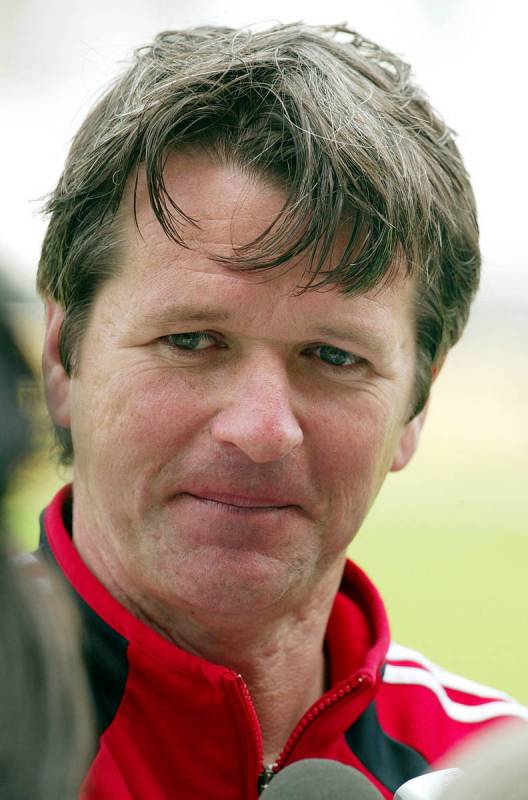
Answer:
[
  {"left": 112, "top": 151, "right": 414, "bottom": 344},
  {"left": 122, "top": 150, "right": 296, "bottom": 257}
]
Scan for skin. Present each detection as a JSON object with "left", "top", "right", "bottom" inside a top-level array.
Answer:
[{"left": 43, "top": 152, "right": 428, "bottom": 762}]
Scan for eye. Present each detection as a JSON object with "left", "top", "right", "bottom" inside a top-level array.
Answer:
[
  {"left": 307, "top": 344, "right": 363, "bottom": 368},
  {"left": 165, "top": 332, "right": 218, "bottom": 351}
]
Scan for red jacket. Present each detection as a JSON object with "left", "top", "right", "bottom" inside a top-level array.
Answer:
[{"left": 37, "top": 486, "right": 527, "bottom": 799}]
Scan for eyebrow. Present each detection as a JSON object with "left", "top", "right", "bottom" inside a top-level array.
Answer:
[
  {"left": 143, "top": 306, "right": 232, "bottom": 325},
  {"left": 311, "top": 324, "right": 389, "bottom": 354},
  {"left": 143, "top": 305, "right": 392, "bottom": 354}
]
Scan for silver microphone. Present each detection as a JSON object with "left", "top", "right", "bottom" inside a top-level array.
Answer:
[{"left": 394, "top": 769, "right": 462, "bottom": 799}]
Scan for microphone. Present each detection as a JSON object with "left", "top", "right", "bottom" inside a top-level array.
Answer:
[
  {"left": 394, "top": 770, "right": 461, "bottom": 799},
  {"left": 261, "top": 759, "right": 384, "bottom": 798},
  {"left": 430, "top": 722, "right": 528, "bottom": 800}
]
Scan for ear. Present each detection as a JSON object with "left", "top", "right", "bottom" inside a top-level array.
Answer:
[
  {"left": 390, "top": 357, "right": 446, "bottom": 473},
  {"left": 42, "top": 300, "right": 71, "bottom": 428},
  {"left": 390, "top": 403, "right": 429, "bottom": 472}
]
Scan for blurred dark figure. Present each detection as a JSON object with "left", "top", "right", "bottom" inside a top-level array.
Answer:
[
  {"left": 0, "top": 295, "right": 32, "bottom": 504},
  {"left": 0, "top": 285, "right": 92, "bottom": 799}
]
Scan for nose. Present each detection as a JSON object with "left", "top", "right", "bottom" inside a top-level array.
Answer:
[{"left": 211, "top": 360, "right": 304, "bottom": 464}]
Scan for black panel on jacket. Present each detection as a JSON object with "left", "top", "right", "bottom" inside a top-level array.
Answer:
[
  {"left": 37, "top": 508, "right": 130, "bottom": 740},
  {"left": 76, "top": 598, "right": 130, "bottom": 739},
  {"left": 345, "top": 699, "right": 429, "bottom": 793}
]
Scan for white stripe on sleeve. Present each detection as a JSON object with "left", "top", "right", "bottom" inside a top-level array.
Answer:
[
  {"left": 383, "top": 664, "right": 528, "bottom": 723},
  {"left": 387, "top": 642, "right": 513, "bottom": 702}
]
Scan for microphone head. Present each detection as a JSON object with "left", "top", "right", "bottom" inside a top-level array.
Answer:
[
  {"left": 394, "top": 769, "right": 462, "bottom": 799},
  {"left": 435, "top": 723, "right": 528, "bottom": 800},
  {"left": 262, "top": 759, "right": 384, "bottom": 799}
]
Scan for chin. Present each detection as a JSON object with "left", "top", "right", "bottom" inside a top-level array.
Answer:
[{"left": 168, "top": 549, "right": 302, "bottom": 615}]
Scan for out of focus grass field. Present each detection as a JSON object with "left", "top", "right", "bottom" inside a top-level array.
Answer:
[{"left": 5, "top": 300, "right": 528, "bottom": 704}]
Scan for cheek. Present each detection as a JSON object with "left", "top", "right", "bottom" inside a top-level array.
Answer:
[
  {"left": 70, "top": 363, "right": 214, "bottom": 475},
  {"left": 312, "top": 402, "right": 401, "bottom": 521}
]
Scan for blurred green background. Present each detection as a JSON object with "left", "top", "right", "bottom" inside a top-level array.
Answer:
[{"left": 5, "top": 298, "right": 527, "bottom": 704}]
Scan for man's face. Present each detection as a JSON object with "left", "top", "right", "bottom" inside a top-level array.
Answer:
[{"left": 45, "top": 153, "right": 424, "bottom": 618}]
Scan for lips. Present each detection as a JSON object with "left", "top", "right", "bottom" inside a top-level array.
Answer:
[{"left": 181, "top": 490, "right": 299, "bottom": 510}]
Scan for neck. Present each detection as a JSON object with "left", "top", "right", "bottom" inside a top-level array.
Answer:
[{"left": 125, "top": 573, "right": 340, "bottom": 763}]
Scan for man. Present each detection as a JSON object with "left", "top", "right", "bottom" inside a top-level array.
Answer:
[{"left": 35, "top": 23, "right": 526, "bottom": 799}]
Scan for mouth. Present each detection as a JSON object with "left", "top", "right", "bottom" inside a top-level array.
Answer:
[{"left": 180, "top": 491, "right": 300, "bottom": 514}]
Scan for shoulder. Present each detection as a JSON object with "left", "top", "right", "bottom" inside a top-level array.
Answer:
[{"left": 375, "top": 642, "right": 528, "bottom": 763}]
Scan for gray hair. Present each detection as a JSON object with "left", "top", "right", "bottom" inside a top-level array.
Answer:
[{"left": 37, "top": 23, "right": 480, "bottom": 463}]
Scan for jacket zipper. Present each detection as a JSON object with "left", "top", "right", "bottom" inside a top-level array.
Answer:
[
  {"left": 234, "top": 674, "right": 266, "bottom": 791},
  {"left": 257, "top": 763, "right": 277, "bottom": 793},
  {"left": 251, "top": 672, "right": 371, "bottom": 793}
]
